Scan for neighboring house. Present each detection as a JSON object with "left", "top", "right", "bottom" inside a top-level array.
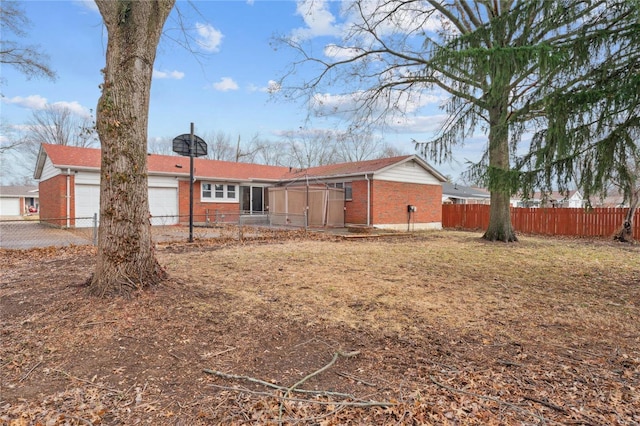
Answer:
[
  {"left": 512, "top": 190, "right": 585, "bottom": 208},
  {"left": 0, "top": 186, "right": 39, "bottom": 217},
  {"left": 589, "top": 193, "right": 627, "bottom": 208},
  {"left": 33, "top": 144, "right": 447, "bottom": 230},
  {"left": 441, "top": 182, "right": 490, "bottom": 204}
]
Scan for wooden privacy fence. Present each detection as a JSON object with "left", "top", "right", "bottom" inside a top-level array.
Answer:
[{"left": 442, "top": 204, "right": 640, "bottom": 240}]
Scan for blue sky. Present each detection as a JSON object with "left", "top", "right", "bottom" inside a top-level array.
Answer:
[{"left": 1, "top": 0, "right": 486, "bottom": 183}]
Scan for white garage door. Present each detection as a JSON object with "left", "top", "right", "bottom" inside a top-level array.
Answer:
[
  {"left": 0, "top": 198, "right": 21, "bottom": 216},
  {"left": 74, "top": 184, "right": 178, "bottom": 226},
  {"left": 75, "top": 184, "right": 101, "bottom": 227},
  {"left": 149, "top": 187, "right": 178, "bottom": 225}
]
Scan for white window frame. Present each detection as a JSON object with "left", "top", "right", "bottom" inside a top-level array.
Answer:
[{"left": 201, "top": 182, "right": 239, "bottom": 203}]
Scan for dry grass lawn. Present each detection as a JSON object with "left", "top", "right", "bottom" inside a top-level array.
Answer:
[{"left": 1, "top": 229, "right": 639, "bottom": 424}]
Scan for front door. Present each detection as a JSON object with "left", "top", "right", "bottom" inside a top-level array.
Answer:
[{"left": 241, "top": 186, "right": 266, "bottom": 213}]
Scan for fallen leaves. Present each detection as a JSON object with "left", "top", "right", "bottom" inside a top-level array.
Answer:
[{"left": 1, "top": 230, "right": 638, "bottom": 424}]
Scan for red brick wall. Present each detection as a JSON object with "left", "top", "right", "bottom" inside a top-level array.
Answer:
[
  {"left": 344, "top": 179, "right": 442, "bottom": 226},
  {"left": 178, "top": 180, "right": 240, "bottom": 222},
  {"left": 345, "top": 180, "right": 369, "bottom": 224},
  {"left": 371, "top": 180, "right": 442, "bottom": 225},
  {"left": 39, "top": 174, "right": 73, "bottom": 227}
]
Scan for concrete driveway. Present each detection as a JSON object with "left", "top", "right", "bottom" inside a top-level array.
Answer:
[{"left": 0, "top": 221, "right": 93, "bottom": 249}]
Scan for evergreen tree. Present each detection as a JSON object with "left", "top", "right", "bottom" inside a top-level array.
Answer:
[
  {"left": 281, "top": 0, "right": 611, "bottom": 241},
  {"left": 518, "top": 1, "right": 639, "bottom": 242}
]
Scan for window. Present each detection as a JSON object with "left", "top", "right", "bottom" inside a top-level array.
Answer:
[
  {"left": 344, "top": 182, "right": 352, "bottom": 200},
  {"left": 202, "top": 183, "right": 212, "bottom": 198},
  {"left": 201, "top": 182, "right": 238, "bottom": 202},
  {"left": 327, "top": 182, "right": 352, "bottom": 201}
]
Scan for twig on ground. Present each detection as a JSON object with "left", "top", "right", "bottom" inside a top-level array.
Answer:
[
  {"left": 19, "top": 359, "right": 43, "bottom": 382},
  {"left": 286, "top": 351, "right": 360, "bottom": 397},
  {"left": 497, "top": 359, "right": 524, "bottom": 367},
  {"left": 279, "top": 351, "right": 360, "bottom": 424},
  {"left": 168, "top": 352, "right": 184, "bottom": 362},
  {"left": 52, "top": 368, "right": 120, "bottom": 393},
  {"left": 80, "top": 320, "right": 118, "bottom": 327},
  {"left": 212, "top": 346, "right": 236, "bottom": 357},
  {"left": 522, "top": 395, "right": 568, "bottom": 413},
  {"left": 208, "top": 383, "right": 394, "bottom": 408},
  {"left": 336, "top": 371, "right": 377, "bottom": 387},
  {"left": 203, "top": 369, "right": 355, "bottom": 399}
]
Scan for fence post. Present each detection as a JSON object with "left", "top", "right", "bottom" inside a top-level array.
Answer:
[
  {"left": 92, "top": 213, "right": 98, "bottom": 246},
  {"left": 304, "top": 209, "right": 308, "bottom": 230}
]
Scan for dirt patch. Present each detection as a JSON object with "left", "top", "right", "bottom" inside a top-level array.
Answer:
[{"left": 1, "top": 230, "right": 639, "bottom": 424}]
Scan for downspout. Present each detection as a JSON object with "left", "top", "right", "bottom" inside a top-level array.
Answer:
[
  {"left": 66, "top": 168, "right": 71, "bottom": 228},
  {"left": 365, "top": 174, "right": 370, "bottom": 226}
]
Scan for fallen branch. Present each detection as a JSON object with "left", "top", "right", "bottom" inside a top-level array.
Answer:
[
  {"left": 208, "top": 383, "right": 394, "bottom": 408},
  {"left": 279, "top": 350, "right": 360, "bottom": 424},
  {"left": 203, "top": 369, "right": 355, "bottom": 399},
  {"left": 286, "top": 351, "right": 360, "bottom": 397}
]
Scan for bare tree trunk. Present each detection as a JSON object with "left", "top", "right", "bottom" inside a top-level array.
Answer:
[
  {"left": 89, "top": 0, "right": 175, "bottom": 297},
  {"left": 614, "top": 187, "right": 639, "bottom": 243}
]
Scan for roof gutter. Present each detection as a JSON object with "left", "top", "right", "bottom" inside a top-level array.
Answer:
[{"left": 366, "top": 173, "right": 371, "bottom": 226}]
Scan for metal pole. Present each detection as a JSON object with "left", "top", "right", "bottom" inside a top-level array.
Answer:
[
  {"left": 93, "top": 213, "right": 98, "bottom": 246},
  {"left": 189, "top": 122, "right": 194, "bottom": 243}
]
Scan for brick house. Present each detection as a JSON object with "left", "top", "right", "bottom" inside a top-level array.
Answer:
[{"left": 33, "top": 144, "right": 446, "bottom": 230}]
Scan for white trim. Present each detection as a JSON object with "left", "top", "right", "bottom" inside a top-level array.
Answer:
[{"left": 201, "top": 182, "right": 239, "bottom": 203}]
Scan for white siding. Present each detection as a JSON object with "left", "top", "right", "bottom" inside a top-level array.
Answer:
[
  {"left": 39, "top": 157, "right": 62, "bottom": 182},
  {"left": 375, "top": 161, "right": 441, "bottom": 185}
]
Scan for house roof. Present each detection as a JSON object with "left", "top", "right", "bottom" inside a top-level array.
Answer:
[
  {"left": 34, "top": 144, "right": 291, "bottom": 182},
  {"left": 514, "top": 190, "right": 582, "bottom": 202},
  {"left": 441, "top": 182, "right": 490, "bottom": 200},
  {"left": 34, "top": 144, "right": 446, "bottom": 184},
  {"left": 290, "top": 155, "right": 447, "bottom": 182},
  {"left": 0, "top": 185, "right": 39, "bottom": 198}
]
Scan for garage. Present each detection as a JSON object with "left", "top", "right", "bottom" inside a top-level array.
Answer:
[
  {"left": 0, "top": 197, "right": 21, "bottom": 216},
  {"left": 75, "top": 184, "right": 101, "bottom": 224},
  {"left": 74, "top": 185, "right": 178, "bottom": 227},
  {"left": 149, "top": 187, "right": 178, "bottom": 225}
]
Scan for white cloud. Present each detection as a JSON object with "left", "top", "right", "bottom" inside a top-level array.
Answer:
[
  {"left": 323, "top": 44, "right": 364, "bottom": 60},
  {"left": 291, "top": 0, "right": 342, "bottom": 41},
  {"left": 2, "top": 95, "right": 92, "bottom": 118},
  {"left": 212, "top": 77, "right": 239, "bottom": 92},
  {"left": 195, "top": 23, "right": 223, "bottom": 52},
  {"left": 247, "top": 80, "right": 281, "bottom": 93},
  {"left": 3, "top": 95, "right": 48, "bottom": 110},
  {"left": 153, "top": 69, "right": 185, "bottom": 80},
  {"left": 50, "top": 101, "right": 93, "bottom": 118}
]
